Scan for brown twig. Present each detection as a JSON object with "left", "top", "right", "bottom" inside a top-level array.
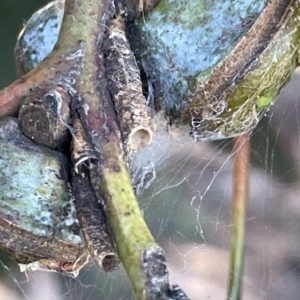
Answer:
[
  {"left": 103, "top": 11, "right": 153, "bottom": 151},
  {"left": 0, "top": 67, "right": 54, "bottom": 117}
]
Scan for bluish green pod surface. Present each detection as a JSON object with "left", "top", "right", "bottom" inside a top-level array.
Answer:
[
  {"left": 0, "top": 117, "right": 82, "bottom": 245},
  {"left": 15, "top": 0, "right": 64, "bottom": 75},
  {"left": 130, "top": 1, "right": 268, "bottom": 117},
  {"left": 132, "top": 0, "right": 267, "bottom": 97},
  {"left": 130, "top": 0, "right": 300, "bottom": 139},
  {"left": 0, "top": 117, "right": 88, "bottom": 275}
]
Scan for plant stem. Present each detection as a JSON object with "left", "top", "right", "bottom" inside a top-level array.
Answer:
[
  {"left": 227, "top": 133, "right": 250, "bottom": 300},
  {"left": 57, "top": 0, "right": 187, "bottom": 298},
  {"left": 0, "top": 0, "right": 188, "bottom": 297},
  {"left": 0, "top": 66, "right": 60, "bottom": 117}
]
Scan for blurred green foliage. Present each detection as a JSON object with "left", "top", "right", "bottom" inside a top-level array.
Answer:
[{"left": 0, "top": 0, "right": 49, "bottom": 89}]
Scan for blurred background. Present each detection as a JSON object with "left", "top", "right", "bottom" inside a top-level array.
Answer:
[{"left": 1, "top": 1, "right": 300, "bottom": 299}]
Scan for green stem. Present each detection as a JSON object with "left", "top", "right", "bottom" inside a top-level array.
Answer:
[
  {"left": 101, "top": 160, "right": 158, "bottom": 297},
  {"left": 227, "top": 133, "right": 250, "bottom": 300}
]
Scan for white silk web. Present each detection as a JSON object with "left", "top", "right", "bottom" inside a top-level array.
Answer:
[
  {"left": 1, "top": 0, "right": 300, "bottom": 298},
  {"left": 1, "top": 69, "right": 300, "bottom": 300}
]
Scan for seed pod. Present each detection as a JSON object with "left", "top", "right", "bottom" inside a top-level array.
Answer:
[
  {"left": 14, "top": 0, "right": 64, "bottom": 76},
  {"left": 130, "top": 0, "right": 300, "bottom": 140},
  {"left": 0, "top": 117, "right": 88, "bottom": 276}
]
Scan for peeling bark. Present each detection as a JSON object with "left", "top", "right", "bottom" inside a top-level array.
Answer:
[{"left": 103, "top": 7, "right": 153, "bottom": 151}]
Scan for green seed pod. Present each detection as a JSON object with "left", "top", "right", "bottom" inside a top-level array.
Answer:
[
  {"left": 130, "top": 0, "right": 300, "bottom": 139},
  {"left": 0, "top": 117, "right": 88, "bottom": 276},
  {"left": 14, "top": 0, "right": 64, "bottom": 76}
]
